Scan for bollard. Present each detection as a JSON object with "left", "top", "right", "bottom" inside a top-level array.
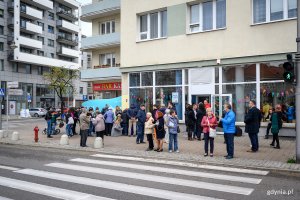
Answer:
[
  {"left": 94, "top": 137, "right": 103, "bottom": 149},
  {"left": 60, "top": 134, "right": 69, "bottom": 145},
  {"left": 0, "top": 130, "right": 3, "bottom": 139},
  {"left": 11, "top": 132, "right": 19, "bottom": 141}
]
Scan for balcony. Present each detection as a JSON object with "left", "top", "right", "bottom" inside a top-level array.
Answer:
[
  {"left": 56, "top": 20, "right": 79, "bottom": 33},
  {"left": 20, "top": 4, "right": 43, "bottom": 20},
  {"left": 57, "top": 7, "right": 78, "bottom": 21},
  {"left": 19, "top": 36, "right": 43, "bottom": 49},
  {"left": 57, "top": 46, "right": 79, "bottom": 58},
  {"left": 80, "top": 67, "right": 121, "bottom": 81},
  {"left": 80, "top": 0, "right": 120, "bottom": 22},
  {"left": 55, "top": 0, "right": 80, "bottom": 9},
  {"left": 81, "top": 32, "right": 120, "bottom": 50},
  {"left": 21, "top": 0, "right": 53, "bottom": 10},
  {"left": 20, "top": 21, "right": 43, "bottom": 34},
  {"left": 57, "top": 33, "right": 78, "bottom": 46}
]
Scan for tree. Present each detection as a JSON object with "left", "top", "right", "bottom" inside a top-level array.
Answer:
[{"left": 43, "top": 67, "right": 79, "bottom": 114}]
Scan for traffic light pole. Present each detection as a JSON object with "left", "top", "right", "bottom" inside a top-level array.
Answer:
[{"left": 296, "top": 0, "right": 300, "bottom": 163}]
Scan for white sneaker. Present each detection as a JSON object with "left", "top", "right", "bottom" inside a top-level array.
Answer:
[
  {"left": 169, "top": 150, "right": 172, "bottom": 153},
  {"left": 176, "top": 150, "right": 180, "bottom": 153}
]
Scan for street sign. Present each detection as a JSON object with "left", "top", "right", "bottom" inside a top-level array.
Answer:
[
  {"left": 172, "top": 92, "right": 179, "bottom": 103},
  {"left": 8, "top": 89, "right": 23, "bottom": 96},
  {"left": 7, "top": 81, "right": 19, "bottom": 89},
  {"left": 83, "top": 95, "right": 88, "bottom": 101},
  {"left": 0, "top": 88, "right": 5, "bottom": 96}
]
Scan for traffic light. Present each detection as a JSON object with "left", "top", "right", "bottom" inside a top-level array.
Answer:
[{"left": 283, "top": 54, "right": 295, "bottom": 83}]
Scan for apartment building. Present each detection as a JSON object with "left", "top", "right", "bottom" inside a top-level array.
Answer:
[
  {"left": 0, "top": 0, "right": 84, "bottom": 114},
  {"left": 120, "top": 0, "right": 297, "bottom": 134},
  {"left": 80, "top": 0, "right": 121, "bottom": 100}
]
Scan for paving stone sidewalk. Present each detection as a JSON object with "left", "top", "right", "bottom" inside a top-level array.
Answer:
[{"left": 0, "top": 126, "right": 299, "bottom": 173}]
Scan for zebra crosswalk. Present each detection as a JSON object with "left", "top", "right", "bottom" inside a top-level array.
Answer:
[{"left": 0, "top": 153, "right": 269, "bottom": 200}]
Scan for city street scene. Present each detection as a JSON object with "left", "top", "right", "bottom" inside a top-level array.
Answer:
[{"left": 0, "top": 0, "right": 300, "bottom": 199}]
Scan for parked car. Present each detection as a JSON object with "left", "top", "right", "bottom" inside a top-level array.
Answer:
[{"left": 29, "top": 108, "right": 47, "bottom": 117}]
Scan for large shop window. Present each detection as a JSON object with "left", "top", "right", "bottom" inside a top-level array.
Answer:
[
  {"left": 222, "top": 64, "right": 256, "bottom": 83},
  {"left": 129, "top": 88, "right": 153, "bottom": 113},
  {"left": 253, "top": 0, "right": 297, "bottom": 24},
  {"left": 189, "top": 0, "right": 226, "bottom": 33},
  {"left": 156, "top": 70, "right": 182, "bottom": 86}
]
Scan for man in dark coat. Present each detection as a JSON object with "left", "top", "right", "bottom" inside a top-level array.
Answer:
[
  {"left": 244, "top": 100, "right": 262, "bottom": 152},
  {"left": 127, "top": 104, "right": 138, "bottom": 136},
  {"left": 136, "top": 104, "right": 146, "bottom": 144},
  {"left": 186, "top": 105, "right": 196, "bottom": 141}
]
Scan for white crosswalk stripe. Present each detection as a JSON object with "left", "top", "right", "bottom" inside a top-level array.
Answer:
[
  {"left": 0, "top": 197, "right": 14, "bottom": 200},
  {"left": 91, "top": 154, "right": 269, "bottom": 175}
]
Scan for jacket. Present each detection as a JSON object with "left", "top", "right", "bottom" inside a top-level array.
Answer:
[
  {"left": 196, "top": 109, "right": 206, "bottom": 129},
  {"left": 92, "top": 114, "right": 105, "bottom": 132},
  {"left": 186, "top": 108, "right": 196, "bottom": 128},
  {"left": 79, "top": 113, "right": 90, "bottom": 130},
  {"left": 144, "top": 117, "right": 155, "bottom": 134},
  {"left": 127, "top": 105, "right": 137, "bottom": 119},
  {"left": 201, "top": 115, "right": 217, "bottom": 134},
  {"left": 221, "top": 110, "right": 236, "bottom": 134},
  {"left": 168, "top": 116, "right": 179, "bottom": 134},
  {"left": 136, "top": 109, "right": 146, "bottom": 125},
  {"left": 271, "top": 111, "right": 283, "bottom": 130},
  {"left": 163, "top": 114, "right": 170, "bottom": 130},
  {"left": 286, "top": 106, "right": 295, "bottom": 120},
  {"left": 104, "top": 110, "right": 115, "bottom": 124},
  {"left": 121, "top": 110, "right": 129, "bottom": 124},
  {"left": 244, "top": 106, "right": 262, "bottom": 134}
]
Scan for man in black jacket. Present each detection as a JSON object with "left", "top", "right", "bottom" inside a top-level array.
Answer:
[{"left": 244, "top": 100, "right": 262, "bottom": 152}]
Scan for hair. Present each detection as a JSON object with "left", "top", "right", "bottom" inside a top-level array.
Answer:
[
  {"left": 165, "top": 109, "right": 170, "bottom": 114},
  {"left": 198, "top": 102, "right": 205, "bottom": 112},
  {"left": 146, "top": 112, "right": 152, "bottom": 117},
  {"left": 275, "top": 104, "right": 282, "bottom": 112},
  {"left": 170, "top": 110, "right": 176, "bottom": 115},
  {"left": 250, "top": 100, "right": 256, "bottom": 105},
  {"left": 95, "top": 110, "right": 101, "bottom": 115},
  {"left": 188, "top": 105, "right": 193, "bottom": 110},
  {"left": 140, "top": 104, "right": 145, "bottom": 107},
  {"left": 206, "top": 107, "right": 212, "bottom": 113},
  {"left": 224, "top": 103, "right": 232, "bottom": 110}
]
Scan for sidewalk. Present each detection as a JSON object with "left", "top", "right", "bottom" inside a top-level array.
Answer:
[{"left": 0, "top": 125, "right": 299, "bottom": 173}]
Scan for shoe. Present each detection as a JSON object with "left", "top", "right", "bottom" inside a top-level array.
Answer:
[
  {"left": 273, "top": 146, "right": 280, "bottom": 149},
  {"left": 204, "top": 153, "right": 208, "bottom": 157},
  {"left": 146, "top": 148, "right": 153, "bottom": 151},
  {"left": 169, "top": 150, "right": 173, "bottom": 153},
  {"left": 224, "top": 155, "right": 228, "bottom": 157},
  {"left": 136, "top": 141, "right": 140, "bottom": 144},
  {"left": 157, "top": 149, "right": 163, "bottom": 152},
  {"left": 47, "top": 136, "right": 53, "bottom": 138},
  {"left": 154, "top": 148, "right": 159, "bottom": 151},
  {"left": 140, "top": 142, "right": 146, "bottom": 144},
  {"left": 264, "top": 136, "right": 269, "bottom": 139},
  {"left": 246, "top": 150, "right": 256, "bottom": 153},
  {"left": 225, "top": 156, "right": 233, "bottom": 159},
  {"left": 210, "top": 154, "right": 213, "bottom": 157},
  {"left": 270, "top": 143, "right": 274, "bottom": 146}
]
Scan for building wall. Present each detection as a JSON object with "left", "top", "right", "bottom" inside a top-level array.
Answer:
[{"left": 120, "top": 0, "right": 297, "bottom": 68}]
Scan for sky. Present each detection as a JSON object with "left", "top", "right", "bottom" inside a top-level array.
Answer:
[{"left": 77, "top": 0, "right": 92, "bottom": 37}]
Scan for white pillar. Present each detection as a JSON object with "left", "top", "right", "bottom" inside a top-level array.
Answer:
[
  {"left": 235, "top": 66, "right": 245, "bottom": 121},
  {"left": 11, "top": 131, "right": 19, "bottom": 141},
  {"left": 60, "top": 134, "right": 69, "bottom": 145}
]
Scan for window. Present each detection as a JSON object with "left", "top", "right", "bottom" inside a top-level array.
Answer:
[
  {"left": 20, "top": 47, "right": 32, "bottom": 53},
  {"left": 0, "top": 25, "right": 3, "bottom": 35},
  {"left": 37, "top": 36, "right": 44, "bottom": 45},
  {"left": 99, "top": 20, "right": 115, "bottom": 35},
  {"left": 37, "top": 50, "right": 44, "bottom": 56},
  {"left": 48, "top": 12, "right": 54, "bottom": 20},
  {"left": 189, "top": 0, "right": 226, "bottom": 33},
  {"left": 0, "top": 42, "right": 3, "bottom": 51},
  {"left": 139, "top": 10, "right": 167, "bottom": 40},
  {"left": 48, "top": 39, "right": 54, "bottom": 47},
  {"left": 25, "top": 65, "right": 31, "bottom": 74},
  {"left": 0, "top": 60, "right": 4, "bottom": 71},
  {"left": 0, "top": 9, "right": 3, "bottom": 18},
  {"left": 99, "top": 53, "right": 116, "bottom": 67},
  {"left": 37, "top": 21, "right": 44, "bottom": 31},
  {"left": 38, "top": 66, "right": 43, "bottom": 75},
  {"left": 12, "top": 63, "right": 18, "bottom": 72},
  {"left": 50, "top": 53, "right": 54, "bottom": 58},
  {"left": 253, "top": 0, "right": 297, "bottom": 24},
  {"left": 48, "top": 25, "right": 54, "bottom": 33},
  {"left": 79, "top": 87, "right": 83, "bottom": 95}
]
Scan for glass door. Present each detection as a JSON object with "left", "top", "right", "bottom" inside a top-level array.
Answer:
[{"left": 211, "top": 94, "right": 232, "bottom": 119}]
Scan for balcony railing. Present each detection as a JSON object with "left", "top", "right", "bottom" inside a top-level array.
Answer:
[
  {"left": 81, "top": 32, "right": 120, "bottom": 50},
  {"left": 57, "top": 7, "right": 78, "bottom": 21},
  {"left": 93, "top": 64, "right": 120, "bottom": 69},
  {"left": 57, "top": 33, "right": 78, "bottom": 46}
]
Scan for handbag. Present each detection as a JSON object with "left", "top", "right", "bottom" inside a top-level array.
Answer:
[{"left": 207, "top": 117, "right": 216, "bottom": 138}]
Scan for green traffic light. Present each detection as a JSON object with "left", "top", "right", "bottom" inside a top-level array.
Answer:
[{"left": 283, "top": 71, "right": 294, "bottom": 82}]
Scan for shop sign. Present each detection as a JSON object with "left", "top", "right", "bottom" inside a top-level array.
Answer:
[
  {"left": 7, "top": 81, "right": 18, "bottom": 89},
  {"left": 93, "top": 82, "right": 122, "bottom": 91},
  {"left": 172, "top": 92, "right": 179, "bottom": 103}
]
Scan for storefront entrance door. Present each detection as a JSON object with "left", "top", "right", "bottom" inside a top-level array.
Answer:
[{"left": 211, "top": 94, "right": 232, "bottom": 119}]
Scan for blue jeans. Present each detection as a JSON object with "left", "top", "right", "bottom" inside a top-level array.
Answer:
[
  {"left": 224, "top": 133, "right": 234, "bottom": 157},
  {"left": 47, "top": 120, "right": 52, "bottom": 136},
  {"left": 66, "top": 124, "right": 73, "bottom": 136},
  {"left": 169, "top": 133, "right": 178, "bottom": 151},
  {"left": 193, "top": 123, "right": 199, "bottom": 138},
  {"left": 248, "top": 132, "right": 259, "bottom": 151},
  {"left": 88, "top": 121, "right": 94, "bottom": 136},
  {"left": 136, "top": 123, "right": 144, "bottom": 143},
  {"left": 51, "top": 122, "right": 56, "bottom": 135}
]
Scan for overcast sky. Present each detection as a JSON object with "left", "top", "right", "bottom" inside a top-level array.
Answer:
[{"left": 77, "top": 0, "right": 92, "bottom": 36}]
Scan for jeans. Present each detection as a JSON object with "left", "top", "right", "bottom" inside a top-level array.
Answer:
[
  {"left": 204, "top": 133, "right": 214, "bottom": 154},
  {"left": 193, "top": 123, "right": 200, "bottom": 138},
  {"left": 51, "top": 122, "right": 56, "bottom": 135},
  {"left": 224, "top": 133, "right": 234, "bottom": 157},
  {"left": 121, "top": 123, "right": 128, "bottom": 135},
  {"left": 105, "top": 123, "right": 113, "bottom": 136},
  {"left": 88, "top": 121, "right": 94, "bottom": 136},
  {"left": 265, "top": 123, "right": 271, "bottom": 137},
  {"left": 128, "top": 119, "right": 137, "bottom": 136},
  {"left": 147, "top": 134, "right": 154, "bottom": 149},
  {"left": 47, "top": 120, "right": 52, "bottom": 136},
  {"left": 136, "top": 123, "right": 145, "bottom": 143},
  {"left": 66, "top": 124, "right": 73, "bottom": 136},
  {"left": 80, "top": 129, "right": 88, "bottom": 147},
  {"left": 248, "top": 132, "right": 259, "bottom": 151},
  {"left": 169, "top": 133, "right": 178, "bottom": 151}
]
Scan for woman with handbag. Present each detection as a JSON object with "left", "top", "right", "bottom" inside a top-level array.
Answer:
[
  {"left": 155, "top": 111, "right": 165, "bottom": 152},
  {"left": 201, "top": 108, "right": 217, "bottom": 157}
]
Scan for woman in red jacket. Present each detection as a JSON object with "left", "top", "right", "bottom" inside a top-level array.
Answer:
[{"left": 201, "top": 108, "right": 218, "bottom": 157}]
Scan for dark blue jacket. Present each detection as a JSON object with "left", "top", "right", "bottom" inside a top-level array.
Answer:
[
  {"left": 136, "top": 109, "right": 146, "bottom": 125},
  {"left": 244, "top": 106, "right": 262, "bottom": 134},
  {"left": 127, "top": 105, "right": 137, "bottom": 119},
  {"left": 221, "top": 110, "right": 236, "bottom": 134}
]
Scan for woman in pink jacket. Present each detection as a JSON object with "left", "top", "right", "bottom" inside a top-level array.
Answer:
[
  {"left": 201, "top": 108, "right": 217, "bottom": 157},
  {"left": 92, "top": 111, "right": 105, "bottom": 142}
]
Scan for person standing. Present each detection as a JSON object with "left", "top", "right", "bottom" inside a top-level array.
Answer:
[
  {"left": 92, "top": 111, "right": 105, "bottom": 143},
  {"left": 121, "top": 108, "right": 129, "bottom": 135},
  {"left": 79, "top": 108, "right": 90, "bottom": 147},
  {"left": 145, "top": 112, "right": 155, "bottom": 151},
  {"left": 220, "top": 103, "right": 236, "bottom": 159},
  {"left": 244, "top": 100, "right": 262, "bottom": 153},
  {"left": 270, "top": 105, "right": 283, "bottom": 149},
  {"left": 186, "top": 105, "right": 196, "bottom": 141},
  {"left": 72, "top": 108, "right": 79, "bottom": 135},
  {"left": 203, "top": 99, "right": 211, "bottom": 109},
  {"left": 197, "top": 103, "right": 206, "bottom": 141},
  {"left": 45, "top": 108, "right": 53, "bottom": 138},
  {"left": 104, "top": 107, "right": 115, "bottom": 136},
  {"left": 192, "top": 104, "right": 198, "bottom": 140},
  {"left": 264, "top": 108, "right": 273, "bottom": 139},
  {"left": 127, "top": 104, "right": 138, "bottom": 136},
  {"left": 115, "top": 106, "right": 122, "bottom": 116},
  {"left": 201, "top": 108, "right": 217, "bottom": 157},
  {"left": 286, "top": 102, "right": 295, "bottom": 123},
  {"left": 168, "top": 110, "right": 179, "bottom": 153},
  {"left": 136, "top": 105, "right": 146, "bottom": 144},
  {"left": 66, "top": 110, "right": 74, "bottom": 137},
  {"left": 163, "top": 109, "right": 171, "bottom": 144},
  {"left": 155, "top": 111, "right": 165, "bottom": 152}
]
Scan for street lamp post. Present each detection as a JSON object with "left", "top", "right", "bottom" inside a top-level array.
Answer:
[{"left": 296, "top": 0, "right": 300, "bottom": 163}]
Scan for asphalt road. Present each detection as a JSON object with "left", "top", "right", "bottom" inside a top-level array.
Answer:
[{"left": 0, "top": 144, "right": 299, "bottom": 200}]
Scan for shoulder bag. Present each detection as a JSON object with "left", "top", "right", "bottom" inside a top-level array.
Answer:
[{"left": 207, "top": 117, "right": 217, "bottom": 138}]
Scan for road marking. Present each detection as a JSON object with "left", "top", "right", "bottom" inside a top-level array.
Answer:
[
  {"left": 0, "top": 176, "right": 114, "bottom": 200},
  {"left": 0, "top": 165, "right": 20, "bottom": 171},
  {"left": 70, "top": 158, "right": 261, "bottom": 184},
  {"left": 16, "top": 169, "right": 222, "bottom": 200},
  {"left": 91, "top": 154, "right": 269, "bottom": 175},
  {"left": 0, "top": 197, "right": 14, "bottom": 200},
  {"left": 46, "top": 162, "right": 254, "bottom": 195}
]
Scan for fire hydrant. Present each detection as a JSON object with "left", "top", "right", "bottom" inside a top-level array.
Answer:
[{"left": 34, "top": 126, "right": 39, "bottom": 143}]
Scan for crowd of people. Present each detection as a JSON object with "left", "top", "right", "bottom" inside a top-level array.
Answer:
[{"left": 44, "top": 98, "right": 288, "bottom": 157}]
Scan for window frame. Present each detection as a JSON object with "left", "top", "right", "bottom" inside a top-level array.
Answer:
[
  {"left": 99, "top": 53, "right": 116, "bottom": 67},
  {"left": 0, "top": 25, "right": 3, "bottom": 35},
  {"left": 252, "top": 0, "right": 297, "bottom": 25},
  {"left": 0, "top": 42, "right": 3, "bottom": 51},
  {"left": 48, "top": 25, "right": 54, "bottom": 34},
  {"left": 48, "top": 39, "right": 54, "bottom": 47},
  {"left": 0, "top": 9, "right": 3, "bottom": 18},
  {"left": 0, "top": 59, "right": 4, "bottom": 71},
  {"left": 99, "top": 20, "right": 116, "bottom": 35}
]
